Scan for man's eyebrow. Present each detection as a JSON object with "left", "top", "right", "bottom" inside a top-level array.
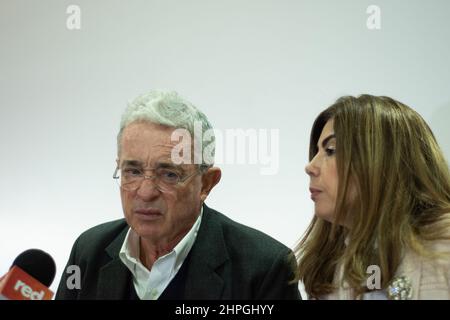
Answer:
[
  {"left": 120, "top": 159, "right": 187, "bottom": 172},
  {"left": 121, "top": 160, "right": 143, "bottom": 167},
  {"left": 318, "top": 134, "right": 336, "bottom": 149},
  {"left": 155, "top": 161, "right": 186, "bottom": 172}
]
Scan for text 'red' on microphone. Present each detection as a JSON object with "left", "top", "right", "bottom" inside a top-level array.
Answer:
[{"left": 0, "top": 249, "right": 56, "bottom": 300}]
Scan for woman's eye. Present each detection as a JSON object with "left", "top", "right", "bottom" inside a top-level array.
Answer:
[{"left": 325, "top": 147, "right": 336, "bottom": 156}]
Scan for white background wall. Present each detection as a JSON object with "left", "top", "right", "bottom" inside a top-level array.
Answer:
[{"left": 1, "top": 0, "right": 449, "bottom": 295}]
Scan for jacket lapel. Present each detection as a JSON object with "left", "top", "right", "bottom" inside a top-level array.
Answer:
[
  {"left": 393, "top": 248, "right": 422, "bottom": 300},
  {"left": 96, "top": 226, "right": 132, "bottom": 299},
  {"left": 184, "top": 205, "right": 230, "bottom": 299}
]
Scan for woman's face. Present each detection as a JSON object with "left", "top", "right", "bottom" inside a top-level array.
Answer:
[{"left": 305, "top": 119, "right": 338, "bottom": 223}]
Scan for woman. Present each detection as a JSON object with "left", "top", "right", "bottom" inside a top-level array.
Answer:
[{"left": 296, "top": 94, "right": 450, "bottom": 299}]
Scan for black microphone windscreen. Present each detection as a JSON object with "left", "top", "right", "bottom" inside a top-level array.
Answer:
[{"left": 11, "top": 249, "right": 56, "bottom": 287}]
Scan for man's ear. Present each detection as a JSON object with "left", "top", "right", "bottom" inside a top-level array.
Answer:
[{"left": 200, "top": 167, "right": 221, "bottom": 202}]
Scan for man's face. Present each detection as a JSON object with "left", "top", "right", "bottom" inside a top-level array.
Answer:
[{"left": 118, "top": 121, "right": 204, "bottom": 244}]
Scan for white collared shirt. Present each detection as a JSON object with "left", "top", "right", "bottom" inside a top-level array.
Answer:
[{"left": 119, "top": 208, "right": 203, "bottom": 300}]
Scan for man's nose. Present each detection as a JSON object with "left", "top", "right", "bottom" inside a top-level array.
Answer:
[{"left": 136, "top": 177, "right": 161, "bottom": 200}]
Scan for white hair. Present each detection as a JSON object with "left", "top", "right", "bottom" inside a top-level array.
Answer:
[{"left": 117, "top": 90, "right": 215, "bottom": 166}]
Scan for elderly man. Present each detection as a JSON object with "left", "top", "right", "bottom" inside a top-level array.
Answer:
[{"left": 55, "top": 90, "right": 300, "bottom": 300}]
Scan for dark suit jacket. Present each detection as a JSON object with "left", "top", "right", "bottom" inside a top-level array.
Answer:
[{"left": 55, "top": 205, "right": 301, "bottom": 299}]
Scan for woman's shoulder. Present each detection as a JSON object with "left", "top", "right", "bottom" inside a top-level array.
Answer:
[
  {"left": 423, "top": 237, "right": 450, "bottom": 270},
  {"left": 420, "top": 214, "right": 450, "bottom": 256},
  {"left": 418, "top": 240, "right": 450, "bottom": 299},
  {"left": 396, "top": 229, "right": 450, "bottom": 299}
]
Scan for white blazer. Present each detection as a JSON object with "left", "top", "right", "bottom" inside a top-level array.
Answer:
[{"left": 321, "top": 239, "right": 450, "bottom": 300}]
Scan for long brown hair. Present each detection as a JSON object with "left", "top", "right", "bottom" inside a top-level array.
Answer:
[{"left": 296, "top": 95, "right": 450, "bottom": 298}]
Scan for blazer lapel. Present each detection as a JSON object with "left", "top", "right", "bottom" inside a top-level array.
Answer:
[
  {"left": 391, "top": 248, "right": 422, "bottom": 300},
  {"left": 96, "top": 226, "right": 132, "bottom": 299},
  {"left": 184, "top": 205, "right": 230, "bottom": 299}
]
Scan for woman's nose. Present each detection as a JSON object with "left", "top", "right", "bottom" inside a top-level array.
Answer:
[{"left": 305, "top": 158, "right": 319, "bottom": 177}]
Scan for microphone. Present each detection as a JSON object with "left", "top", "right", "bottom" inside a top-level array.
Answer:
[{"left": 0, "top": 249, "right": 56, "bottom": 300}]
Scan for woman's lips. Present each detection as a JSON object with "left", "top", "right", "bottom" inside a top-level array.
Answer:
[{"left": 309, "top": 187, "right": 322, "bottom": 201}]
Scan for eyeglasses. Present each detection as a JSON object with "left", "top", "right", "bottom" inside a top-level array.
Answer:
[{"left": 112, "top": 165, "right": 208, "bottom": 192}]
